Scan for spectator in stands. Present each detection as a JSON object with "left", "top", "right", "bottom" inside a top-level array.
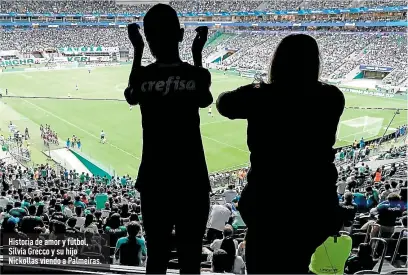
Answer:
[
  {"left": 388, "top": 163, "right": 397, "bottom": 177},
  {"left": 399, "top": 188, "right": 407, "bottom": 211},
  {"left": 50, "top": 204, "right": 66, "bottom": 223},
  {"left": 80, "top": 213, "right": 98, "bottom": 234},
  {"left": 223, "top": 185, "right": 238, "bottom": 203},
  {"left": 95, "top": 188, "right": 108, "bottom": 210},
  {"left": 344, "top": 243, "right": 376, "bottom": 274},
  {"left": 207, "top": 204, "right": 232, "bottom": 243},
  {"left": 0, "top": 191, "right": 10, "bottom": 208},
  {"left": 115, "top": 221, "right": 146, "bottom": 266},
  {"left": 104, "top": 213, "right": 127, "bottom": 248},
  {"left": 362, "top": 193, "right": 403, "bottom": 238},
  {"left": 374, "top": 168, "right": 382, "bottom": 183},
  {"left": 124, "top": 4, "right": 212, "bottom": 274},
  {"left": 20, "top": 205, "right": 44, "bottom": 234},
  {"left": 353, "top": 189, "right": 368, "bottom": 212},
  {"left": 210, "top": 225, "right": 238, "bottom": 250},
  {"left": 209, "top": 249, "right": 229, "bottom": 273},
  {"left": 216, "top": 33, "right": 345, "bottom": 274},
  {"left": 237, "top": 239, "right": 246, "bottom": 262},
  {"left": 337, "top": 176, "right": 348, "bottom": 196},
  {"left": 218, "top": 230, "right": 246, "bottom": 274},
  {"left": 2, "top": 216, "right": 27, "bottom": 241},
  {"left": 9, "top": 201, "right": 28, "bottom": 219},
  {"left": 339, "top": 192, "right": 357, "bottom": 231},
  {"left": 347, "top": 175, "right": 357, "bottom": 191},
  {"left": 380, "top": 183, "right": 392, "bottom": 201},
  {"left": 391, "top": 180, "right": 399, "bottom": 192},
  {"left": 366, "top": 186, "right": 379, "bottom": 208}
]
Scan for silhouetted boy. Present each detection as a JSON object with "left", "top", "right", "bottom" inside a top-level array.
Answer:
[{"left": 124, "top": 4, "right": 212, "bottom": 274}]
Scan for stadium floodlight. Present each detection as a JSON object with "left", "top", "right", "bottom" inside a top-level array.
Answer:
[{"left": 337, "top": 116, "right": 384, "bottom": 143}]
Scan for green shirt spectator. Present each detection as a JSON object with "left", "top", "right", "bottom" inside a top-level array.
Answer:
[
  {"left": 232, "top": 211, "right": 246, "bottom": 230},
  {"left": 95, "top": 193, "right": 108, "bottom": 210}
]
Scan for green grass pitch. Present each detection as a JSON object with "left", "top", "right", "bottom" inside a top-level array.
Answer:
[{"left": 0, "top": 65, "right": 406, "bottom": 176}]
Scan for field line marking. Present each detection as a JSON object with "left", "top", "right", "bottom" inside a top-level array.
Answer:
[
  {"left": 12, "top": 94, "right": 141, "bottom": 161},
  {"left": 200, "top": 119, "right": 230, "bottom": 126},
  {"left": 201, "top": 134, "right": 249, "bottom": 154},
  {"left": 337, "top": 117, "right": 407, "bottom": 142}
]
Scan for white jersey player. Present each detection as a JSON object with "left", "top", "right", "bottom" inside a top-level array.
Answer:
[
  {"left": 76, "top": 84, "right": 79, "bottom": 91},
  {"left": 129, "top": 105, "right": 133, "bottom": 111},
  {"left": 100, "top": 130, "right": 106, "bottom": 143},
  {"left": 208, "top": 106, "right": 213, "bottom": 117}
]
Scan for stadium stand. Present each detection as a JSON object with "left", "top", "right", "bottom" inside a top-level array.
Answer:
[
  {"left": 0, "top": 0, "right": 407, "bottom": 14},
  {"left": 1, "top": 29, "right": 406, "bottom": 86},
  {"left": 0, "top": 0, "right": 407, "bottom": 274}
]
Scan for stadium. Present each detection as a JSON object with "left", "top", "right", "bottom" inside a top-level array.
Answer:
[{"left": 0, "top": 0, "right": 407, "bottom": 274}]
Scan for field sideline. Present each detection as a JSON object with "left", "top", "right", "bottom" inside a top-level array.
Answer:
[{"left": 0, "top": 65, "right": 406, "bottom": 176}]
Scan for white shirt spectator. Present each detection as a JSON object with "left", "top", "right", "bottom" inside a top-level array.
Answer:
[
  {"left": 75, "top": 217, "right": 86, "bottom": 228},
  {"left": 233, "top": 256, "right": 246, "bottom": 275},
  {"left": 67, "top": 190, "right": 77, "bottom": 199},
  {"left": 12, "top": 179, "right": 21, "bottom": 189},
  {"left": 64, "top": 207, "right": 73, "bottom": 218},
  {"left": 0, "top": 196, "right": 10, "bottom": 209},
  {"left": 336, "top": 181, "right": 348, "bottom": 195},
  {"left": 207, "top": 205, "right": 231, "bottom": 232},
  {"left": 80, "top": 223, "right": 99, "bottom": 234}
]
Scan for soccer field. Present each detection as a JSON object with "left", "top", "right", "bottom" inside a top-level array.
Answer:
[{"left": 0, "top": 65, "right": 406, "bottom": 176}]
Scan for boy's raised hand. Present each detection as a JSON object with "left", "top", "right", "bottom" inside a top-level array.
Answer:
[
  {"left": 128, "top": 23, "right": 144, "bottom": 50},
  {"left": 192, "top": 26, "right": 209, "bottom": 56}
]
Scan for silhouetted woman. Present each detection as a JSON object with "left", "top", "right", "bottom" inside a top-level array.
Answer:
[{"left": 217, "top": 34, "right": 345, "bottom": 274}]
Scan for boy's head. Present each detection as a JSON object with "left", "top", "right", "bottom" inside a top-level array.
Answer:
[{"left": 143, "top": 4, "right": 184, "bottom": 58}]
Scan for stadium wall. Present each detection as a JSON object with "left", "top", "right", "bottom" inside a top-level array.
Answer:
[
  {"left": 69, "top": 149, "right": 112, "bottom": 179},
  {"left": 354, "top": 72, "right": 364, "bottom": 79}
]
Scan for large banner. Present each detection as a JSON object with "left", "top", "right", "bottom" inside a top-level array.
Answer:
[
  {"left": 360, "top": 65, "right": 393, "bottom": 72},
  {"left": 0, "top": 58, "right": 40, "bottom": 66},
  {"left": 58, "top": 46, "right": 118, "bottom": 53},
  {"left": 340, "top": 87, "right": 395, "bottom": 98},
  {"left": 66, "top": 56, "right": 90, "bottom": 62}
]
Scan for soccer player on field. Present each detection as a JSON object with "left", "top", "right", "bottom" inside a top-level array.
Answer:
[
  {"left": 208, "top": 106, "right": 213, "bottom": 117},
  {"left": 76, "top": 84, "right": 79, "bottom": 91},
  {"left": 124, "top": 8, "right": 212, "bottom": 274},
  {"left": 100, "top": 130, "right": 105, "bottom": 143}
]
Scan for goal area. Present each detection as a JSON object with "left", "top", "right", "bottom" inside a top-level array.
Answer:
[{"left": 337, "top": 116, "right": 384, "bottom": 143}]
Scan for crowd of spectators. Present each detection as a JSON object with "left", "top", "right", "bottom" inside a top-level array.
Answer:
[
  {"left": 212, "top": 31, "right": 406, "bottom": 81},
  {"left": 0, "top": 138, "right": 407, "bottom": 273},
  {"left": 302, "top": 0, "right": 353, "bottom": 9},
  {"left": 331, "top": 33, "right": 407, "bottom": 79},
  {"left": 363, "top": 0, "right": 407, "bottom": 8},
  {"left": 1, "top": 28, "right": 406, "bottom": 85},
  {"left": 0, "top": 0, "right": 405, "bottom": 15}
]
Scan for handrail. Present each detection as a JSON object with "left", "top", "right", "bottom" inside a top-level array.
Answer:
[
  {"left": 391, "top": 228, "right": 407, "bottom": 265},
  {"left": 369, "top": 237, "right": 388, "bottom": 273}
]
